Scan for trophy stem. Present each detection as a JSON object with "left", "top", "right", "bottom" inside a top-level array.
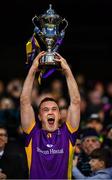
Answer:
[{"left": 48, "top": 48, "right": 51, "bottom": 52}]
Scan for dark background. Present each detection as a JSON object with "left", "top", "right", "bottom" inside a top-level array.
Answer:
[{"left": 0, "top": 0, "right": 112, "bottom": 82}]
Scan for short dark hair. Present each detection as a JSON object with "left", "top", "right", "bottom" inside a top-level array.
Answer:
[
  {"left": 90, "top": 148, "right": 112, "bottom": 168},
  {"left": 80, "top": 128, "right": 100, "bottom": 141},
  {"left": 38, "top": 97, "right": 58, "bottom": 111},
  {"left": 87, "top": 114, "right": 101, "bottom": 124},
  {"left": 0, "top": 124, "right": 7, "bottom": 131}
]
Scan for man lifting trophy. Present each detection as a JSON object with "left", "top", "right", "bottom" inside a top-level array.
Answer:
[
  {"left": 22, "top": 4, "right": 81, "bottom": 180},
  {"left": 26, "top": 4, "right": 68, "bottom": 69}
]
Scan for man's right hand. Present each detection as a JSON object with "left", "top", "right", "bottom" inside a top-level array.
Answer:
[{"left": 31, "top": 51, "right": 46, "bottom": 72}]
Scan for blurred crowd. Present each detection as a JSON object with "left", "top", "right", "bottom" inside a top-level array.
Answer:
[{"left": 0, "top": 73, "right": 112, "bottom": 179}]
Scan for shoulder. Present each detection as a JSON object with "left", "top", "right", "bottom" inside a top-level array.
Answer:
[
  {"left": 95, "top": 169, "right": 112, "bottom": 179},
  {"left": 59, "top": 121, "right": 78, "bottom": 133}
]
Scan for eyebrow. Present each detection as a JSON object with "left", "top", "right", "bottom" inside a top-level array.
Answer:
[
  {"left": 0, "top": 133, "right": 8, "bottom": 136},
  {"left": 41, "top": 106, "right": 58, "bottom": 110}
]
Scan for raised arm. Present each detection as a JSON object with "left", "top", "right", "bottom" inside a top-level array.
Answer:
[
  {"left": 55, "top": 53, "right": 81, "bottom": 130},
  {"left": 20, "top": 51, "right": 45, "bottom": 132}
]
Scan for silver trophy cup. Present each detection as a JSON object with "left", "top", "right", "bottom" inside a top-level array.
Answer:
[{"left": 32, "top": 4, "right": 68, "bottom": 69}]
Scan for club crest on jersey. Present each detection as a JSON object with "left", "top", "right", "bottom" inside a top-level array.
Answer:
[{"left": 46, "top": 144, "right": 53, "bottom": 148}]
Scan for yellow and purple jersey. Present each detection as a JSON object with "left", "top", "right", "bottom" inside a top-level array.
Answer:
[{"left": 24, "top": 121, "right": 78, "bottom": 179}]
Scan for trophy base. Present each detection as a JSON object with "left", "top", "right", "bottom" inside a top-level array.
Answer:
[
  {"left": 38, "top": 53, "right": 61, "bottom": 70},
  {"left": 38, "top": 62, "right": 61, "bottom": 70}
]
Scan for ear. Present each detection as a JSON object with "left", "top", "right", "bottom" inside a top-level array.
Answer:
[
  {"left": 38, "top": 114, "right": 41, "bottom": 121},
  {"left": 100, "top": 160, "right": 105, "bottom": 169},
  {"left": 58, "top": 112, "right": 61, "bottom": 120},
  {"left": 5, "top": 136, "right": 8, "bottom": 144}
]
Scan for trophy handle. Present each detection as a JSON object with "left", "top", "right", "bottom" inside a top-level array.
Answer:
[
  {"left": 32, "top": 15, "right": 40, "bottom": 27},
  {"left": 52, "top": 18, "right": 68, "bottom": 52},
  {"left": 32, "top": 15, "right": 44, "bottom": 43},
  {"left": 32, "top": 15, "right": 42, "bottom": 34},
  {"left": 61, "top": 18, "right": 68, "bottom": 31}
]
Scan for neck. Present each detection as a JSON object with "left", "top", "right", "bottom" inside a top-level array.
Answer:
[{"left": 96, "top": 166, "right": 105, "bottom": 172}]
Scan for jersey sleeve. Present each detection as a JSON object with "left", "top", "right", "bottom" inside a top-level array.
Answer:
[
  {"left": 23, "top": 122, "right": 39, "bottom": 147},
  {"left": 65, "top": 121, "right": 79, "bottom": 146},
  {"left": 22, "top": 116, "right": 41, "bottom": 147}
]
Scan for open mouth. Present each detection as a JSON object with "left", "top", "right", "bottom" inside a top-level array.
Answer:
[{"left": 47, "top": 117, "right": 55, "bottom": 125}]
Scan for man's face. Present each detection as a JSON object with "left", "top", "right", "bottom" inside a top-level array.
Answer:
[
  {"left": 0, "top": 128, "right": 8, "bottom": 150},
  {"left": 82, "top": 136, "right": 101, "bottom": 155},
  {"left": 107, "top": 128, "right": 112, "bottom": 140},
  {"left": 89, "top": 158, "right": 104, "bottom": 172},
  {"left": 38, "top": 101, "right": 60, "bottom": 132}
]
